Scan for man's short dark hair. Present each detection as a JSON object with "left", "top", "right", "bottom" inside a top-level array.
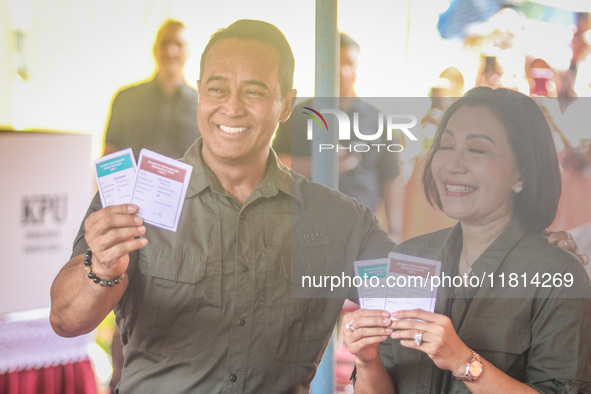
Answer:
[
  {"left": 340, "top": 32, "right": 360, "bottom": 51},
  {"left": 422, "top": 86, "right": 562, "bottom": 232},
  {"left": 199, "top": 19, "right": 295, "bottom": 97}
]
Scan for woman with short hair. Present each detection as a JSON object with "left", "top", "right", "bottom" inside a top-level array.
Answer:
[{"left": 343, "top": 87, "right": 591, "bottom": 393}]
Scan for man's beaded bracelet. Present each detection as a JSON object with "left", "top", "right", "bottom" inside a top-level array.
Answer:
[{"left": 83, "top": 249, "right": 125, "bottom": 287}]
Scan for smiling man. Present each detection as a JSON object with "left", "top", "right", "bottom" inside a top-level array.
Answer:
[
  {"left": 50, "top": 20, "right": 396, "bottom": 392},
  {"left": 196, "top": 36, "right": 294, "bottom": 203}
]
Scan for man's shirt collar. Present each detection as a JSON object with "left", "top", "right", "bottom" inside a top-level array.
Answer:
[{"left": 182, "top": 138, "right": 304, "bottom": 207}]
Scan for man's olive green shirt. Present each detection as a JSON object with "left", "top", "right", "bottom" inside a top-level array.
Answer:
[
  {"left": 376, "top": 218, "right": 591, "bottom": 393},
  {"left": 72, "top": 139, "right": 395, "bottom": 393}
]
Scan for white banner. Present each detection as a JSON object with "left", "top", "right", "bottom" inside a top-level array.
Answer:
[{"left": 0, "top": 131, "right": 93, "bottom": 315}]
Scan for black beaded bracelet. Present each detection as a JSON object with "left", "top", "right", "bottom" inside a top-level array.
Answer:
[{"left": 83, "top": 249, "right": 125, "bottom": 287}]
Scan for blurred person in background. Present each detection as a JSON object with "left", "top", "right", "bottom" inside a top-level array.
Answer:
[
  {"left": 526, "top": 58, "right": 557, "bottom": 97},
  {"left": 476, "top": 53, "right": 502, "bottom": 89},
  {"left": 561, "top": 12, "right": 590, "bottom": 109},
  {"left": 547, "top": 99, "right": 591, "bottom": 233},
  {"left": 103, "top": 19, "right": 199, "bottom": 159},
  {"left": 272, "top": 33, "right": 401, "bottom": 240}
]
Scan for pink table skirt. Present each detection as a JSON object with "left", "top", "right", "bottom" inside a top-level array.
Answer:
[{"left": 0, "top": 309, "right": 96, "bottom": 394}]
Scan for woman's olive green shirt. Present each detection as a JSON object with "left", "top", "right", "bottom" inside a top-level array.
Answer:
[{"left": 377, "top": 218, "right": 591, "bottom": 393}]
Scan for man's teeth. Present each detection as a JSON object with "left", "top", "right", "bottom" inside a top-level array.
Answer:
[
  {"left": 220, "top": 125, "right": 248, "bottom": 134},
  {"left": 446, "top": 184, "right": 476, "bottom": 193}
]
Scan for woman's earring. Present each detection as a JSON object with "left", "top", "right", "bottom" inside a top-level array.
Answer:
[{"left": 512, "top": 184, "right": 523, "bottom": 193}]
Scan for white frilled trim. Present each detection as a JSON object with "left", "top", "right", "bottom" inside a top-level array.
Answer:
[{"left": 0, "top": 308, "right": 94, "bottom": 373}]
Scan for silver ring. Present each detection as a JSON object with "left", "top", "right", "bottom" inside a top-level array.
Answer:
[
  {"left": 414, "top": 330, "right": 425, "bottom": 346},
  {"left": 345, "top": 319, "right": 356, "bottom": 332}
]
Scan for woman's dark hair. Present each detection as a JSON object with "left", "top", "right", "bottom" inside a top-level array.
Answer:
[
  {"left": 199, "top": 19, "right": 295, "bottom": 97},
  {"left": 422, "top": 86, "right": 561, "bottom": 232}
]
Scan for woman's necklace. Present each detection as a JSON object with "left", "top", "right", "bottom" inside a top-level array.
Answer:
[{"left": 459, "top": 250, "right": 473, "bottom": 287}]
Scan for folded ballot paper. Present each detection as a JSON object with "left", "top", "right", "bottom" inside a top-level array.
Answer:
[
  {"left": 94, "top": 148, "right": 192, "bottom": 232},
  {"left": 354, "top": 252, "right": 442, "bottom": 316}
]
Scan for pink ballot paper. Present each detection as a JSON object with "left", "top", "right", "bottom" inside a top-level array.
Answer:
[
  {"left": 131, "top": 149, "right": 192, "bottom": 232},
  {"left": 385, "top": 252, "right": 441, "bottom": 316},
  {"left": 354, "top": 252, "right": 441, "bottom": 315}
]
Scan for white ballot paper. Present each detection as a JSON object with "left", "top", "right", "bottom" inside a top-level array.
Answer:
[
  {"left": 94, "top": 148, "right": 137, "bottom": 207},
  {"left": 354, "top": 258, "right": 389, "bottom": 310},
  {"left": 385, "top": 252, "right": 441, "bottom": 316},
  {"left": 131, "top": 149, "right": 192, "bottom": 232}
]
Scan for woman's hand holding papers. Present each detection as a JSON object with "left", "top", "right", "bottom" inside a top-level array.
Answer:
[
  {"left": 341, "top": 309, "right": 395, "bottom": 393},
  {"left": 341, "top": 309, "right": 392, "bottom": 364},
  {"left": 342, "top": 307, "right": 473, "bottom": 377},
  {"left": 389, "top": 309, "right": 472, "bottom": 376}
]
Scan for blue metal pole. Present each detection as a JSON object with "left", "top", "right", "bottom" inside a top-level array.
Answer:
[
  {"left": 311, "top": 0, "right": 339, "bottom": 188},
  {"left": 311, "top": 330, "right": 337, "bottom": 393},
  {"left": 310, "top": 0, "right": 338, "bottom": 393}
]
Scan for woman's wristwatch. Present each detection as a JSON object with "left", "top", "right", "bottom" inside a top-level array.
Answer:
[{"left": 452, "top": 350, "right": 483, "bottom": 382}]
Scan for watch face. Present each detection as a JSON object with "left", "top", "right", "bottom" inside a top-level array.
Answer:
[{"left": 469, "top": 360, "right": 483, "bottom": 377}]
